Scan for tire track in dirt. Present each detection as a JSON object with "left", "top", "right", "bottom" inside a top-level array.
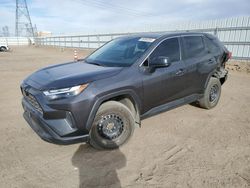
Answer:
[{"left": 134, "top": 145, "right": 189, "bottom": 186}]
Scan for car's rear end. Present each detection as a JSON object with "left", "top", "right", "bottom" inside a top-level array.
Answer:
[
  {"left": 204, "top": 33, "right": 231, "bottom": 85},
  {"left": 206, "top": 33, "right": 232, "bottom": 66}
]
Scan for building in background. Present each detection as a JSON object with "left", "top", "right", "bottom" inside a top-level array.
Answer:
[{"left": 37, "top": 31, "right": 52, "bottom": 37}]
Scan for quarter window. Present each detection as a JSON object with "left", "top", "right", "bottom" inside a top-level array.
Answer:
[
  {"left": 150, "top": 38, "right": 180, "bottom": 63},
  {"left": 204, "top": 36, "right": 220, "bottom": 54},
  {"left": 183, "top": 36, "right": 206, "bottom": 58}
]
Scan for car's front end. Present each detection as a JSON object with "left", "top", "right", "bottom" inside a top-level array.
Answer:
[
  {"left": 21, "top": 82, "right": 92, "bottom": 144},
  {"left": 21, "top": 35, "right": 156, "bottom": 146},
  {"left": 20, "top": 61, "right": 123, "bottom": 145}
]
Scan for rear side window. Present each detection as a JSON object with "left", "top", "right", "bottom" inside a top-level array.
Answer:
[
  {"left": 183, "top": 36, "right": 206, "bottom": 59},
  {"left": 150, "top": 38, "right": 180, "bottom": 63}
]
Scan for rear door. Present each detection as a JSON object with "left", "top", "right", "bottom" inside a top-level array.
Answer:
[{"left": 181, "top": 35, "right": 217, "bottom": 94}]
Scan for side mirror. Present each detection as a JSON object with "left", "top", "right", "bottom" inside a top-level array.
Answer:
[{"left": 150, "top": 56, "right": 171, "bottom": 68}]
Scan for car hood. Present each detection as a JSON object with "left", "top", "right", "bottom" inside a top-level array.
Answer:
[{"left": 24, "top": 61, "right": 123, "bottom": 90}]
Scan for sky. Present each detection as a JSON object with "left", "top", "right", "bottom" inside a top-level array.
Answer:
[{"left": 0, "top": 0, "right": 250, "bottom": 36}]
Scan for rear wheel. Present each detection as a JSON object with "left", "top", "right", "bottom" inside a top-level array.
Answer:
[
  {"left": 89, "top": 101, "right": 135, "bottom": 149},
  {"left": 199, "top": 77, "right": 221, "bottom": 109}
]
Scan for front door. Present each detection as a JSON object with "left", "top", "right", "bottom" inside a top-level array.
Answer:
[{"left": 142, "top": 37, "right": 188, "bottom": 113}]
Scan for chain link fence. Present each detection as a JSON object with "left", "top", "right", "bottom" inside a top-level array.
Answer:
[{"left": 15, "top": 16, "right": 250, "bottom": 60}]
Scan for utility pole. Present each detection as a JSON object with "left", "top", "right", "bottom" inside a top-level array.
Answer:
[
  {"left": 15, "top": 0, "right": 34, "bottom": 37},
  {"left": 2, "top": 26, "right": 10, "bottom": 37},
  {"left": 33, "top": 24, "right": 38, "bottom": 37}
]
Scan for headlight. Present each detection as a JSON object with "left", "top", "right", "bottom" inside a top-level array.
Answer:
[{"left": 43, "top": 84, "right": 88, "bottom": 100}]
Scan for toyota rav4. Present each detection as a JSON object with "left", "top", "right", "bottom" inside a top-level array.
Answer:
[{"left": 21, "top": 32, "right": 230, "bottom": 149}]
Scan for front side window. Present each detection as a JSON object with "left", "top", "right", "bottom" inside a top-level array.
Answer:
[
  {"left": 149, "top": 38, "right": 180, "bottom": 63},
  {"left": 85, "top": 37, "right": 154, "bottom": 67},
  {"left": 183, "top": 36, "right": 206, "bottom": 59}
]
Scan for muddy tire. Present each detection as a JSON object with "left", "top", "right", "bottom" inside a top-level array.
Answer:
[
  {"left": 89, "top": 101, "right": 135, "bottom": 150},
  {"left": 199, "top": 77, "right": 221, "bottom": 109}
]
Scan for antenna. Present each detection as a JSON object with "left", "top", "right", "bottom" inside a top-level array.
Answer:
[{"left": 15, "top": 0, "right": 34, "bottom": 37}]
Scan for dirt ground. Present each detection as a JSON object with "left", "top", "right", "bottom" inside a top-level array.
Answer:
[{"left": 0, "top": 46, "right": 250, "bottom": 188}]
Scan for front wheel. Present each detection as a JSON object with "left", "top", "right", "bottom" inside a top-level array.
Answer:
[
  {"left": 199, "top": 77, "right": 221, "bottom": 109},
  {"left": 89, "top": 101, "right": 135, "bottom": 149}
]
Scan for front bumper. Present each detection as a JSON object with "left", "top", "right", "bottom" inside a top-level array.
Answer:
[{"left": 22, "top": 96, "right": 90, "bottom": 145}]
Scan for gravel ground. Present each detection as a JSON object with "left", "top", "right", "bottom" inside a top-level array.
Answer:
[{"left": 0, "top": 46, "right": 250, "bottom": 188}]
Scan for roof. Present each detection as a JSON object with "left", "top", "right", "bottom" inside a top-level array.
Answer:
[{"left": 120, "top": 31, "right": 206, "bottom": 40}]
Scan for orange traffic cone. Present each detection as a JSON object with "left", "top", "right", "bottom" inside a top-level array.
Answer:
[{"left": 74, "top": 49, "right": 78, "bottom": 61}]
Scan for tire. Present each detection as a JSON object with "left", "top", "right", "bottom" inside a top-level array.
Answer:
[
  {"left": 89, "top": 101, "right": 135, "bottom": 150},
  {"left": 199, "top": 77, "right": 221, "bottom": 109},
  {"left": 0, "top": 46, "right": 7, "bottom": 52}
]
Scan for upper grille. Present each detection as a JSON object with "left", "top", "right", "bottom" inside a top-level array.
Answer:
[{"left": 22, "top": 89, "right": 43, "bottom": 114}]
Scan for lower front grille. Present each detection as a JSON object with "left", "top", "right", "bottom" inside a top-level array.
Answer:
[{"left": 23, "top": 92, "right": 43, "bottom": 114}]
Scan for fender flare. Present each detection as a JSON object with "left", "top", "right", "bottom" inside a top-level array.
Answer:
[
  {"left": 203, "top": 70, "right": 217, "bottom": 92},
  {"left": 85, "top": 89, "right": 142, "bottom": 131}
]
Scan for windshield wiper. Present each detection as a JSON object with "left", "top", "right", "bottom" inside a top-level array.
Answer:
[
  {"left": 90, "top": 62, "right": 103, "bottom": 66},
  {"left": 85, "top": 60, "right": 103, "bottom": 66}
]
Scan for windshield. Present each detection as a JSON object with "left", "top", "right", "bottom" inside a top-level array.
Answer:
[{"left": 85, "top": 37, "right": 155, "bottom": 67}]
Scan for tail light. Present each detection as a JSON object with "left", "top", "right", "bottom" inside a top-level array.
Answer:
[
  {"left": 222, "top": 51, "right": 232, "bottom": 67},
  {"left": 227, "top": 51, "right": 232, "bottom": 60}
]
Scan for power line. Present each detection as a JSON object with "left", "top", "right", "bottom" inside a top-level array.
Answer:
[
  {"left": 77, "top": 0, "right": 155, "bottom": 18},
  {"left": 87, "top": 0, "right": 154, "bottom": 16}
]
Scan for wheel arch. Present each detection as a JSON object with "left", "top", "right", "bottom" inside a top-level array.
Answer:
[
  {"left": 203, "top": 71, "right": 216, "bottom": 92},
  {"left": 204, "top": 70, "right": 225, "bottom": 92},
  {"left": 86, "top": 90, "right": 142, "bottom": 131}
]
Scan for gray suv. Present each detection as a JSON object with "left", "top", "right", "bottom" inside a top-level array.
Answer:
[{"left": 21, "top": 32, "right": 230, "bottom": 149}]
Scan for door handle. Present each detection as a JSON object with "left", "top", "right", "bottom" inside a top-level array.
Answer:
[{"left": 176, "top": 69, "right": 184, "bottom": 76}]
